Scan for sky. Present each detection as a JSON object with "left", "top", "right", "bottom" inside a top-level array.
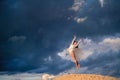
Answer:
[{"left": 0, "top": 0, "right": 120, "bottom": 79}]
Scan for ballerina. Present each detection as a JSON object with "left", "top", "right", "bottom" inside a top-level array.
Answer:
[{"left": 67, "top": 35, "right": 83, "bottom": 69}]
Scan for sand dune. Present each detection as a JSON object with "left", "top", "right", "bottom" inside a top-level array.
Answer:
[{"left": 54, "top": 74, "right": 119, "bottom": 80}]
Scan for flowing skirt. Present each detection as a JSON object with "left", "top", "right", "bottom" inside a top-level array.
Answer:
[{"left": 68, "top": 48, "right": 83, "bottom": 62}]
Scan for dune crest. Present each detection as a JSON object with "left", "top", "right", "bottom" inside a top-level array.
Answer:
[{"left": 54, "top": 74, "right": 119, "bottom": 80}]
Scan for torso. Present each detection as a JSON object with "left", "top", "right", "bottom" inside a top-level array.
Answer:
[{"left": 68, "top": 45, "right": 77, "bottom": 52}]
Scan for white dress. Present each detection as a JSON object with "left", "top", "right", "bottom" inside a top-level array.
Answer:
[{"left": 67, "top": 37, "right": 82, "bottom": 61}]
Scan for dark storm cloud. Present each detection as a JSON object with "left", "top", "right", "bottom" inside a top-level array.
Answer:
[
  {"left": 70, "top": 0, "right": 120, "bottom": 37},
  {"left": 0, "top": 0, "right": 120, "bottom": 75},
  {"left": 0, "top": 0, "right": 74, "bottom": 72}
]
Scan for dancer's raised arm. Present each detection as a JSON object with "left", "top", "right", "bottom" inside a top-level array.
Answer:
[
  {"left": 71, "top": 35, "right": 76, "bottom": 45},
  {"left": 77, "top": 38, "right": 83, "bottom": 45}
]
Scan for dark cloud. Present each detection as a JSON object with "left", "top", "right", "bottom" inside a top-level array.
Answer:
[
  {"left": 0, "top": 0, "right": 120, "bottom": 77},
  {"left": 0, "top": 0, "right": 74, "bottom": 72}
]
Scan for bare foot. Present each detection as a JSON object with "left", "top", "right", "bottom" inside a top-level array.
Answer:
[
  {"left": 75, "top": 62, "right": 80, "bottom": 69},
  {"left": 77, "top": 64, "right": 80, "bottom": 69}
]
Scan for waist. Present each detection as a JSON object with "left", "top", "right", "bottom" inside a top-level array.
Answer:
[{"left": 68, "top": 47, "right": 78, "bottom": 51}]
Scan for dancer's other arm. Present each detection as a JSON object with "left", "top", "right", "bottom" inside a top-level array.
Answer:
[{"left": 76, "top": 38, "right": 83, "bottom": 47}]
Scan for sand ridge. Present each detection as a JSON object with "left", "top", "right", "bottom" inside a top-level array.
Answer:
[{"left": 54, "top": 74, "right": 120, "bottom": 80}]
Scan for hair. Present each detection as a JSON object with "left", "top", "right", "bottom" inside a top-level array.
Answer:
[
  {"left": 73, "top": 41, "right": 77, "bottom": 44},
  {"left": 75, "top": 45, "right": 78, "bottom": 48},
  {"left": 73, "top": 41, "right": 78, "bottom": 48}
]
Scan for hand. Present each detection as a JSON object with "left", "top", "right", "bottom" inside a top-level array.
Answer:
[{"left": 74, "top": 35, "right": 76, "bottom": 38}]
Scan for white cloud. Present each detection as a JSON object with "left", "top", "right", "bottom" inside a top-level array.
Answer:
[
  {"left": 8, "top": 36, "right": 27, "bottom": 43},
  {"left": 57, "top": 37, "right": 120, "bottom": 61},
  {"left": 0, "top": 73, "right": 56, "bottom": 80},
  {"left": 0, "top": 73, "right": 42, "bottom": 80},
  {"left": 42, "top": 74, "right": 55, "bottom": 80},
  {"left": 58, "top": 50, "right": 71, "bottom": 61},
  {"left": 69, "top": 0, "right": 85, "bottom": 11},
  {"left": 99, "top": 0, "right": 105, "bottom": 7},
  {"left": 75, "top": 17, "right": 88, "bottom": 23},
  {"left": 99, "top": 38, "right": 120, "bottom": 53}
]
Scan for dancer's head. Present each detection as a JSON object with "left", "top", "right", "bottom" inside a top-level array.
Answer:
[{"left": 73, "top": 41, "right": 77, "bottom": 45}]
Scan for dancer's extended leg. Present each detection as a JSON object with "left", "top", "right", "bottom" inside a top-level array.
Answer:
[{"left": 69, "top": 51, "right": 80, "bottom": 69}]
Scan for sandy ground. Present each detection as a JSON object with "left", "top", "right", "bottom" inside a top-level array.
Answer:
[{"left": 53, "top": 74, "right": 120, "bottom": 80}]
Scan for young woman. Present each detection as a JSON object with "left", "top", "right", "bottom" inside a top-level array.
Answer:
[{"left": 67, "top": 35, "right": 83, "bottom": 69}]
